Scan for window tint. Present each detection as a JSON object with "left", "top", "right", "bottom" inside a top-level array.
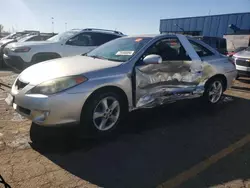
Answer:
[
  {"left": 189, "top": 40, "right": 214, "bottom": 57},
  {"left": 87, "top": 37, "right": 152, "bottom": 62},
  {"left": 91, "top": 33, "right": 120, "bottom": 46},
  {"left": 144, "top": 38, "right": 191, "bottom": 61},
  {"left": 27, "top": 36, "right": 42, "bottom": 41},
  {"left": 67, "top": 33, "right": 94, "bottom": 46}
]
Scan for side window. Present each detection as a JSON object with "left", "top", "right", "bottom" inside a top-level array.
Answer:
[
  {"left": 189, "top": 40, "right": 214, "bottom": 57},
  {"left": 66, "top": 33, "right": 93, "bottom": 46},
  {"left": 91, "top": 33, "right": 120, "bottom": 46},
  {"left": 27, "top": 36, "right": 41, "bottom": 41},
  {"left": 144, "top": 38, "right": 191, "bottom": 61}
]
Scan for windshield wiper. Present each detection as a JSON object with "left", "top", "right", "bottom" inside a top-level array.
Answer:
[
  {"left": 88, "top": 55, "right": 106, "bottom": 60},
  {"left": 106, "top": 58, "right": 123, "bottom": 62}
]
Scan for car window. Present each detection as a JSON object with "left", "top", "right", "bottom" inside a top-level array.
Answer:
[
  {"left": 27, "top": 36, "right": 41, "bottom": 41},
  {"left": 91, "top": 33, "right": 120, "bottom": 46},
  {"left": 86, "top": 37, "right": 152, "bottom": 62},
  {"left": 67, "top": 33, "right": 94, "bottom": 46},
  {"left": 144, "top": 38, "right": 191, "bottom": 61},
  {"left": 189, "top": 40, "right": 214, "bottom": 57}
]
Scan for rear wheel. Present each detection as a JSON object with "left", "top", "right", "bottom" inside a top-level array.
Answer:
[
  {"left": 79, "top": 91, "right": 126, "bottom": 138},
  {"left": 203, "top": 78, "right": 224, "bottom": 104}
]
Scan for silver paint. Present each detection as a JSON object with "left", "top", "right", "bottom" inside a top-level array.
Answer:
[{"left": 8, "top": 34, "right": 237, "bottom": 126}]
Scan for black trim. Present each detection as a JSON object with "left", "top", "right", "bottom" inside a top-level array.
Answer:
[{"left": 237, "top": 70, "right": 250, "bottom": 77}]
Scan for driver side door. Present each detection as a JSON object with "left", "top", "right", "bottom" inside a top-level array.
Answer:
[{"left": 135, "top": 35, "right": 203, "bottom": 108}]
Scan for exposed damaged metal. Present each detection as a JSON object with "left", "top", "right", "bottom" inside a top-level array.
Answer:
[{"left": 135, "top": 59, "right": 217, "bottom": 108}]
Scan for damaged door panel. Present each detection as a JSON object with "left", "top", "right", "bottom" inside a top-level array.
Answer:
[{"left": 135, "top": 36, "right": 204, "bottom": 108}]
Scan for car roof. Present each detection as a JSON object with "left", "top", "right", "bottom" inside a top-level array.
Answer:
[
  {"left": 71, "top": 28, "right": 125, "bottom": 36},
  {"left": 123, "top": 33, "right": 180, "bottom": 39}
]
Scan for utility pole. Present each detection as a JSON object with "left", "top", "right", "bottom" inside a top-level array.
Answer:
[{"left": 51, "top": 17, "right": 54, "bottom": 33}]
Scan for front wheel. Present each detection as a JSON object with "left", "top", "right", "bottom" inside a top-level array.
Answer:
[
  {"left": 203, "top": 78, "right": 224, "bottom": 104},
  {"left": 79, "top": 91, "right": 126, "bottom": 138}
]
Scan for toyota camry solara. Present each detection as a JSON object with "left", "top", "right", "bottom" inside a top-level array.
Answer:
[{"left": 5, "top": 34, "right": 237, "bottom": 137}]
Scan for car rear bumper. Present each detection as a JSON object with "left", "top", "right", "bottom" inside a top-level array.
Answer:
[
  {"left": 3, "top": 54, "right": 28, "bottom": 71},
  {"left": 225, "top": 70, "right": 237, "bottom": 89}
]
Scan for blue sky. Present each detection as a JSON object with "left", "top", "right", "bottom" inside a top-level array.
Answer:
[{"left": 1, "top": 0, "right": 250, "bottom": 34}]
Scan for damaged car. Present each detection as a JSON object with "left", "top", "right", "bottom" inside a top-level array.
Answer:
[{"left": 5, "top": 34, "right": 237, "bottom": 137}]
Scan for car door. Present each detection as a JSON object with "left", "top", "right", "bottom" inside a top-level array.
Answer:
[
  {"left": 135, "top": 35, "right": 203, "bottom": 108},
  {"left": 62, "top": 32, "right": 97, "bottom": 57}
]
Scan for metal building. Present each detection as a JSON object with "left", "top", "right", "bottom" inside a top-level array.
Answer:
[{"left": 160, "top": 12, "right": 250, "bottom": 37}]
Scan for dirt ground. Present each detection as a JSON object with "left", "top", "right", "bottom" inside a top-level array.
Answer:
[{"left": 1, "top": 71, "right": 250, "bottom": 188}]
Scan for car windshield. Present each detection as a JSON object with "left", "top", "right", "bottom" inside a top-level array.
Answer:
[
  {"left": 86, "top": 37, "right": 152, "bottom": 62},
  {"left": 47, "top": 30, "right": 79, "bottom": 42}
]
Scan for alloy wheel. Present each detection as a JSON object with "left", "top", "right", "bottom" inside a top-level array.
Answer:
[
  {"left": 208, "top": 81, "right": 223, "bottom": 103},
  {"left": 93, "top": 96, "right": 120, "bottom": 131}
]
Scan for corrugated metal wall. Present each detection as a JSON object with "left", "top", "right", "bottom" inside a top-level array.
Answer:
[{"left": 160, "top": 12, "right": 250, "bottom": 37}]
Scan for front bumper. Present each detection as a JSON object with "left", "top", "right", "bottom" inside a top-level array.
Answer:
[
  {"left": 8, "top": 85, "right": 90, "bottom": 126},
  {"left": 3, "top": 54, "right": 28, "bottom": 71},
  {"left": 236, "top": 69, "right": 250, "bottom": 77}
]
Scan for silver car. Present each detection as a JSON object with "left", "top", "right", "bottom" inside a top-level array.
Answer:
[
  {"left": 231, "top": 47, "right": 250, "bottom": 78},
  {"left": 5, "top": 34, "right": 237, "bottom": 137}
]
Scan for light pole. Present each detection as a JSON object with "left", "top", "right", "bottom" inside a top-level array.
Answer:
[
  {"left": 51, "top": 17, "right": 54, "bottom": 33},
  {"left": 174, "top": 23, "right": 184, "bottom": 32},
  {"left": 65, "top": 22, "right": 67, "bottom": 31}
]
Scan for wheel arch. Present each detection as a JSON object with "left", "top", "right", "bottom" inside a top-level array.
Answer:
[
  {"left": 82, "top": 85, "right": 129, "bottom": 112},
  {"left": 31, "top": 52, "right": 61, "bottom": 63},
  {"left": 204, "top": 74, "right": 227, "bottom": 91}
]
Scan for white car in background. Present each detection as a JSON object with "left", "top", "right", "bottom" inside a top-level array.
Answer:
[{"left": 3, "top": 28, "right": 124, "bottom": 71}]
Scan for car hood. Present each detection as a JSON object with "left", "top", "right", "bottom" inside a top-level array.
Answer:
[
  {"left": 19, "top": 55, "right": 121, "bottom": 85},
  {"left": 8, "top": 40, "right": 57, "bottom": 48},
  {"left": 0, "top": 39, "right": 15, "bottom": 46},
  {"left": 234, "top": 50, "right": 250, "bottom": 59}
]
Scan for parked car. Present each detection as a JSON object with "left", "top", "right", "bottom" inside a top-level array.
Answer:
[
  {"left": 231, "top": 46, "right": 250, "bottom": 78},
  {"left": 193, "top": 36, "right": 227, "bottom": 55},
  {"left": 0, "top": 33, "right": 56, "bottom": 68},
  {"left": 227, "top": 47, "right": 247, "bottom": 57},
  {"left": 3, "top": 28, "right": 124, "bottom": 71},
  {"left": 0, "top": 31, "right": 39, "bottom": 41},
  {"left": 5, "top": 34, "right": 237, "bottom": 137}
]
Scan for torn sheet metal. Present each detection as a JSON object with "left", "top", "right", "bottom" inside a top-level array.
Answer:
[{"left": 135, "top": 61, "right": 216, "bottom": 108}]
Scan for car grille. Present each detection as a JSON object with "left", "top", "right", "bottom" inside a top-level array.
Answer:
[
  {"left": 15, "top": 79, "right": 29, "bottom": 90},
  {"left": 235, "top": 58, "right": 250, "bottom": 67}
]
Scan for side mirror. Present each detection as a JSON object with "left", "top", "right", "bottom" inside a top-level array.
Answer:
[{"left": 143, "top": 54, "right": 162, "bottom": 65}]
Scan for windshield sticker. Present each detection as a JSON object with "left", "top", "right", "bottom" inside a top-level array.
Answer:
[
  {"left": 116, "top": 51, "right": 134, "bottom": 56},
  {"left": 135, "top": 38, "right": 143, "bottom": 42}
]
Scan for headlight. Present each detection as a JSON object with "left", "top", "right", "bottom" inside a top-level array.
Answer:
[
  {"left": 28, "top": 75, "right": 87, "bottom": 95},
  {"left": 10, "top": 47, "right": 31, "bottom": 53}
]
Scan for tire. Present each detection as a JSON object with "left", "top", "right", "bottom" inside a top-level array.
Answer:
[
  {"left": 203, "top": 78, "right": 224, "bottom": 105},
  {"left": 79, "top": 91, "right": 126, "bottom": 138}
]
